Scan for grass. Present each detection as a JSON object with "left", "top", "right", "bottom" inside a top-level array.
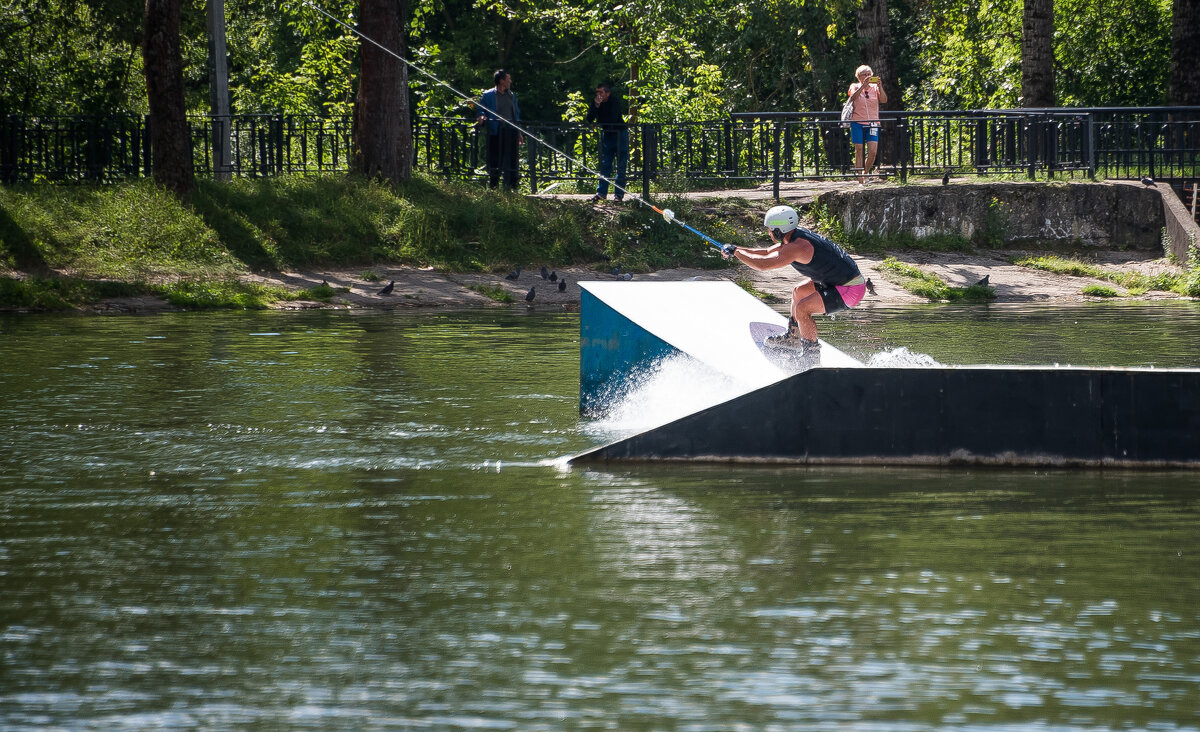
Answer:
[
  {"left": 1012, "top": 254, "right": 1190, "bottom": 296},
  {"left": 0, "top": 173, "right": 745, "bottom": 310},
  {"left": 1081, "top": 284, "right": 1121, "bottom": 297},
  {"left": 468, "top": 283, "right": 514, "bottom": 303},
  {"left": 878, "top": 257, "right": 996, "bottom": 302}
]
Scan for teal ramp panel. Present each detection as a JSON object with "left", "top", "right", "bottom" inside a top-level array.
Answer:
[{"left": 580, "top": 286, "right": 678, "bottom": 415}]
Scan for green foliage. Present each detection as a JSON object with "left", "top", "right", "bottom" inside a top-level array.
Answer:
[
  {"left": 879, "top": 256, "right": 995, "bottom": 301},
  {"left": 0, "top": 181, "right": 242, "bottom": 279},
  {"left": 1180, "top": 237, "right": 1200, "bottom": 298},
  {"left": 1014, "top": 254, "right": 1184, "bottom": 295},
  {"left": 0, "top": 276, "right": 144, "bottom": 310},
  {"left": 902, "top": 0, "right": 1171, "bottom": 108},
  {"left": 600, "top": 196, "right": 743, "bottom": 272},
  {"left": 2, "top": 175, "right": 739, "bottom": 302},
  {"left": 1081, "top": 284, "right": 1121, "bottom": 298},
  {"left": 156, "top": 279, "right": 289, "bottom": 309},
  {"left": 468, "top": 283, "right": 514, "bottom": 303}
]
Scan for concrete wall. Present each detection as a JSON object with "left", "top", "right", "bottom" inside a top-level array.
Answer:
[
  {"left": 817, "top": 182, "right": 1165, "bottom": 250},
  {"left": 572, "top": 365, "right": 1200, "bottom": 468},
  {"left": 1150, "top": 181, "right": 1200, "bottom": 262}
]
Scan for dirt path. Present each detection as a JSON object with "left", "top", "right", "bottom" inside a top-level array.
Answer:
[{"left": 241, "top": 245, "right": 1185, "bottom": 313}]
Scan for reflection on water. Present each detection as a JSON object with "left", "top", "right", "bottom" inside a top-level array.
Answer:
[{"left": 2, "top": 304, "right": 1199, "bottom": 729}]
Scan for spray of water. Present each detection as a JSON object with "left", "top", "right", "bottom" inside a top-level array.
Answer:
[
  {"left": 867, "top": 346, "right": 941, "bottom": 367},
  {"left": 586, "top": 354, "right": 765, "bottom": 439}
]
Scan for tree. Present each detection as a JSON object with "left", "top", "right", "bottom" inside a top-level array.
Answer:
[
  {"left": 351, "top": 0, "right": 411, "bottom": 183},
  {"left": 1169, "top": 0, "right": 1200, "bottom": 105},
  {"left": 857, "top": 0, "right": 900, "bottom": 111},
  {"left": 143, "top": 0, "right": 194, "bottom": 197},
  {"left": 1021, "top": 0, "right": 1054, "bottom": 106}
]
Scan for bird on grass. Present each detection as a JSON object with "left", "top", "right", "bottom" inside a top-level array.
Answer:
[
  {"left": 504, "top": 266, "right": 522, "bottom": 280},
  {"left": 525, "top": 286, "right": 536, "bottom": 302},
  {"left": 865, "top": 277, "right": 876, "bottom": 295},
  {"left": 974, "top": 274, "right": 990, "bottom": 287},
  {"left": 378, "top": 280, "right": 395, "bottom": 295},
  {"left": 558, "top": 279, "right": 567, "bottom": 292},
  {"left": 549, "top": 271, "right": 557, "bottom": 282},
  {"left": 540, "top": 265, "right": 549, "bottom": 280}
]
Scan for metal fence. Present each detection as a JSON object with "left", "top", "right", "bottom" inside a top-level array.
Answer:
[{"left": 3, "top": 108, "right": 1198, "bottom": 198}]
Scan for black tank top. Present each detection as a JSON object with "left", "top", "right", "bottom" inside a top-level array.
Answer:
[{"left": 788, "top": 229, "right": 860, "bottom": 285}]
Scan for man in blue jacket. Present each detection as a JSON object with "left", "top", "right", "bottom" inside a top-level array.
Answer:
[{"left": 476, "top": 69, "right": 523, "bottom": 190}]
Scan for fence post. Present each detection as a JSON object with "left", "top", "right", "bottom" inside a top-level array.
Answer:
[
  {"left": 1025, "top": 116, "right": 1036, "bottom": 180},
  {"left": 897, "top": 113, "right": 908, "bottom": 183},
  {"left": 772, "top": 120, "right": 781, "bottom": 200},
  {"left": 527, "top": 132, "right": 538, "bottom": 193},
  {"left": 641, "top": 123, "right": 653, "bottom": 200},
  {"left": 973, "top": 112, "right": 988, "bottom": 171},
  {"left": 274, "top": 113, "right": 284, "bottom": 174},
  {"left": 1083, "top": 112, "right": 1095, "bottom": 179}
]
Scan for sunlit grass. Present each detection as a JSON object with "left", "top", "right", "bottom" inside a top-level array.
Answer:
[
  {"left": 879, "top": 257, "right": 995, "bottom": 302},
  {"left": 1013, "top": 254, "right": 1186, "bottom": 295}
]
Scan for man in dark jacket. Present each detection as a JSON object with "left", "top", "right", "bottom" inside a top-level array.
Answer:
[
  {"left": 476, "top": 69, "right": 523, "bottom": 190},
  {"left": 585, "top": 82, "right": 628, "bottom": 202}
]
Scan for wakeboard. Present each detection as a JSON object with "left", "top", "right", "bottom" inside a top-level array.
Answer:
[{"left": 748, "top": 321, "right": 819, "bottom": 373}]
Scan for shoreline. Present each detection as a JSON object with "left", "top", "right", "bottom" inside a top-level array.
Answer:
[{"left": 38, "top": 247, "right": 1192, "bottom": 315}]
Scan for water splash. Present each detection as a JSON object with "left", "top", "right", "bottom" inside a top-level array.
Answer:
[
  {"left": 867, "top": 346, "right": 941, "bottom": 367},
  {"left": 586, "top": 354, "right": 761, "bottom": 438}
]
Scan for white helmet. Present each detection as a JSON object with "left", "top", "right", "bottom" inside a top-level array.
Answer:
[{"left": 764, "top": 205, "right": 799, "bottom": 237}]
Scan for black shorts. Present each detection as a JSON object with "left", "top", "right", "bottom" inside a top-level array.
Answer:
[{"left": 812, "top": 281, "right": 849, "bottom": 314}]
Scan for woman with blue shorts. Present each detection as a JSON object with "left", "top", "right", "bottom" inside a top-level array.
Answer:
[{"left": 848, "top": 65, "right": 888, "bottom": 183}]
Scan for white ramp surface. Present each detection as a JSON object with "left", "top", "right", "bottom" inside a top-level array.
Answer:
[{"left": 581, "top": 281, "right": 860, "bottom": 384}]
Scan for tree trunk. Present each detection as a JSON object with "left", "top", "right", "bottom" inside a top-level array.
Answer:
[
  {"left": 856, "top": 0, "right": 901, "bottom": 165},
  {"left": 1021, "top": 0, "right": 1055, "bottom": 107},
  {"left": 352, "top": 0, "right": 410, "bottom": 183},
  {"left": 143, "top": 0, "right": 194, "bottom": 198},
  {"left": 856, "top": 0, "right": 899, "bottom": 114},
  {"left": 207, "top": 0, "right": 231, "bottom": 181},
  {"left": 1169, "top": 0, "right": 1200, "bottom": 105}
]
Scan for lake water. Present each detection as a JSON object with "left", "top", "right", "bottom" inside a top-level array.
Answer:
[{"left": 2, "top": 303, "right": 1199, "bottom": 730}]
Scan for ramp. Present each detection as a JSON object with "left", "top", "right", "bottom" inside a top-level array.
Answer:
[
  {"left": 571, "top": 365, "right": 1200, "bottom": 468},
  {"left": 579, "top": 281, "right": 860, "bottom": 414}
]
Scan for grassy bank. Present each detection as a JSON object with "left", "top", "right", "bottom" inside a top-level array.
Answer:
[{"left": 0, "top": 174, "right": 746, "bottom": 310}]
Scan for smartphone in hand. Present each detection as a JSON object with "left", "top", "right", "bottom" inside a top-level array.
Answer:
[{"left": 868, "top": 76, "right": 881, "bottom": 84}]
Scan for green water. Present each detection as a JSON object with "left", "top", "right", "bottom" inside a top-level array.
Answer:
[{"left": 2, "top": 305, "right": 1199, "bottom": 729}]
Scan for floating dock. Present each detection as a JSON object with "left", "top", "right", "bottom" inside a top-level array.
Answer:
[{"left": 572, "top": 282, "right": 1200, "bottom": 468}]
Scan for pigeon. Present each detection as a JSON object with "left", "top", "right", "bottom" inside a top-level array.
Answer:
[
  {"left": 610, "top": 265, "right": 622, "bottom": 276},
  {"left": 974, "top": 274, "right": 990, "bottom": 287},
  {"left": 504, "top": 265, "right": 522, "bottom": 280},
  {"left": 378, "top": 280, "right": 395, "bottom": 295},
  {"left": 619, "top": 272, "right": 633, "bottom": 281},
  {"left": 558, "top": 279, "right": 566, "bottom": 292},
  {"left": 1141, "top": 176, "right": 1155, "bottom": 186},
  {"left": 540, "top": 265, "right": 549, "bottom": 280},
  {"left": 525, "top": 286, "right": 535, "bottom": 302},
  {"left": 549, "top": 271, "right": 557, "bottom": 282},
  {"left": 942, "top": 171, "right": 950, "bottom": 186},
  {"left": 865, "top": 277, "right": 876, "bottom": 295}
]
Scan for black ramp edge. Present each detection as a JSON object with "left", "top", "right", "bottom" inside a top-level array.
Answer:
[{"left": 570, "top": 366, "right": 1200, "bottom": 467}]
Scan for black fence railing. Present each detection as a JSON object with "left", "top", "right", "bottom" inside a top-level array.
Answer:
[{"left": 3, "top": 108, "right": 1198, "bottom": 199}]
